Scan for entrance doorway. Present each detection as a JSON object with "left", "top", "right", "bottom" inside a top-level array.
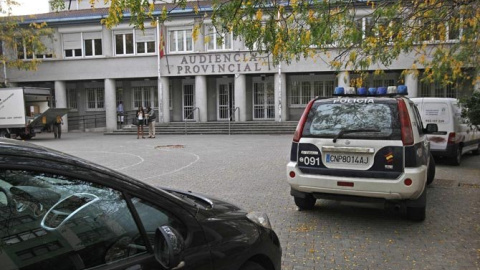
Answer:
[
  {"left": 253, "top": 77, "right": 274, "bottom": 120},
  {"left": 182, "top": 79, "right": 195, "bottom": 121},
  {"left": 217, "top": 78, "right": 234, "bottom": 120}
]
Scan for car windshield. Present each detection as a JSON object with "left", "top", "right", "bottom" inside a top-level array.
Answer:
[{"left": 302, "top": 98, "right": 402, "bottom": 140}]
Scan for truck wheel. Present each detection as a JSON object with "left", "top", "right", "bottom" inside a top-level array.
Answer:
[
  {"left": 427, "top": 153, "right": 435, "bottom": 185},
  {"left": 451, "top": 147, "right": 462, "bottom": 166},
  {"left": 472, "top": 144, "right": 480, "bottom": 155},
  {"left": 0, "top": 130, "right": 10, "bottom": 138},
  {"left": 294, "top": 194, "right": 316, "bottom": 210}
]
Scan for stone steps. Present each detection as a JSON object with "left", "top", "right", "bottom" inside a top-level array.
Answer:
[{"left": 106, "top": 121, "right": 298, "bottom": 135}]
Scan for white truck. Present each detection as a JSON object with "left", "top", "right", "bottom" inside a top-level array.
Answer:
[{"left": 0, "top": 87, "right": 69, "bottom": 140}]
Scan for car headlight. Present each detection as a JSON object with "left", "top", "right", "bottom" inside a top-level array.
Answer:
[{"left": 246, "top": 211, "right": 272, "bottom": 230}]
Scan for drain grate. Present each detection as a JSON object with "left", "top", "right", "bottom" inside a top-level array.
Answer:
[
  {"left": 155, "top": 145, "right": 185, "bottom": 149},
  {"left": 458, "top": 183, "right": 480, "bottom": 188}
]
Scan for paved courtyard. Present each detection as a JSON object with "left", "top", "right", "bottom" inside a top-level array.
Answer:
[{"left": 31, "top": 132, "right": 480, "bottom": 270}]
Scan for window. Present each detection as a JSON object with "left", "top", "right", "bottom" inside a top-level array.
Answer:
[
  {"left": 67, "top": 88, "right": 77, "bottom": 110},
  {"left": 17, "top": 37, "right": 53, "bottom": 60},
  {"left": 131, "top": 197, "right": 187, "bottom": 240},
  {"left": 304, "top": 101, "right": 401, "bottom": 140},
  {"left": 0, "top": 170, "right": 145, "bottom": 269},
  {"left": 83, "top": 32, "right": 102, "bottom": 56},
  {"left": 115, "top": 29, "right": 156, "bottom": 55},
  {"left": 168, "top": 29, "right": 193, "bottom": 53},
  {"left": 63, "top": 32, "right": 103, "bottom": 58},
  {"left": 116, "top": 87, "right": 124, "bottom": 107},
  {"left": 205, "top": 26, "right": 232, "bottom": 51},
  {"left": 86, "top": 87, "right": 104, "bottom": 110},
  {"left": 133, "top": 86, "right": 157, "bottom": 109},
  {"left": 115, "top": 32, "right": 134, "bottom": 55},
  {"left": 63, "top": 33, "right": 82, "bottom": 58},
  {"left": 136, "top": 28, "right": 156, "bottom": 54},
  {"left": 288, "top": 75, "right": 335, "bottom": 107}
]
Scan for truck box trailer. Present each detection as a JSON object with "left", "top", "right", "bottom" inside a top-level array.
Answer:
[{"left": 0, "top": 87, "right": 69, "bottom": 139}]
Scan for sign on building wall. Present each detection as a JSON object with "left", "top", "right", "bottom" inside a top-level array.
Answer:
[{"left": 164, "top": 52, "right": 273, "bottom": 76}]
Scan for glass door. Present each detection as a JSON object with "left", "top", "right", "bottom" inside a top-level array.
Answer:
[
  {"left": 253, "top": 78, "right": 274, "bottom": 120},
  {"left": 217, "top": 78, "right": 234, "bottom": 120}
]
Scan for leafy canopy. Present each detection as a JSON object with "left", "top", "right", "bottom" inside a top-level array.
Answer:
[
  {"left": 53, "top": 0, "right": 480, "bottom": 87},
  {"left": 0, "top": 0, "right": 53, "bottom": 86}
]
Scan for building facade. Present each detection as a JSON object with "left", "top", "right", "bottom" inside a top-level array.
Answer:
[{"left": 4, "top": 1, "right": 477, "bottom": 133}]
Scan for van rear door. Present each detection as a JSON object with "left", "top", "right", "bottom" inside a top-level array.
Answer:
[{"left": 414, "top": 100, "right": 452, "bottom": 152}]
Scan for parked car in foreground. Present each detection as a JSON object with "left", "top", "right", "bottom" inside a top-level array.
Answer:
[
  {"left": 0, "top": 138, "right": 281, "bottom": 270},
  {"left": 287, "top": 86, "right": 437, "bottom": 221},
  {"left": 411, "top": 97, "right": 480, "bottom": 165}
]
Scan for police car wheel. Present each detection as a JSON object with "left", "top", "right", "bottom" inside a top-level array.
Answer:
[
  {"left": 294, "top": 194, "right": 316, "bottom": 210},
  {"left": 406, "top": 206, "right": 426, "bottom": 222},
  {"left": 427, "top": 154, "right": 435, "bottom": 185}
]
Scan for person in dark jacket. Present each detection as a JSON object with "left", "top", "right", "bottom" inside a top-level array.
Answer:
[
  {"left": 146, "top": 106, "right": 156, "bottom": 138},
  {"left": 53, "top": 115, "right": 63, "bottom": 139}
]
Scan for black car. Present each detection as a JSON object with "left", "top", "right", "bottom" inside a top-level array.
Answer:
[{"left": 0, "top": 139, "right": 281, "bottom": 270}]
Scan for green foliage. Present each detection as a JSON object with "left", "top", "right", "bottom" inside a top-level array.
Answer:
[
  {"left": 0, "top": 1, "right": 54, "bottom": 86},
  {"left": 460, "top": 92, "right": 480, "bottom": 126},
  {"left": 52, "top": 0, "right": 480, "bottom": 88}
]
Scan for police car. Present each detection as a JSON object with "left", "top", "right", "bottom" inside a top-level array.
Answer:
[{"left": 286, "top": 86, "right": 438, "bottom": 221}]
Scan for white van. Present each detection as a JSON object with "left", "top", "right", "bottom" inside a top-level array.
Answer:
[{"left": 411, "top": 97, "right": 480, "bottom": 165}]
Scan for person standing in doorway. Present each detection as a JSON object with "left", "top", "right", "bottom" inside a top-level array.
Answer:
[
  {"left": 117, "top": 101, "right": 124, "bottom": 126},
  {"left": 136, "top": 106, "right": 145, "bottom": 139},
  {"left": 146, "top": 106, "right": 156, "bottom": 138},
  {"left": 53, "top": 115, "right": 63, "bottom": 139}
]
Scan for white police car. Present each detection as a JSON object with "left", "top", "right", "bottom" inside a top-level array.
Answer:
[{"left": 286, "top": 86, "right": 438, "bottom": 221}]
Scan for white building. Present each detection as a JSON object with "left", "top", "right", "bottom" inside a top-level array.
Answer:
[{"left": 4, "top": 0, "right": 476, "bottom": 133}]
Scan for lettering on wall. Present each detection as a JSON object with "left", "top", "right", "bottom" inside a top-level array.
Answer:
[{"left": 171, "top": 53, "right": 271, "bottom": 75}]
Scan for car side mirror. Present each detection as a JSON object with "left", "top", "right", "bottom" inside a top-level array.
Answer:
[
  {"left": 154, "top": 225, "right": 185, "bottom": 269},
  {"left": 425, "top": 123, "right": 438, "bottom": 134}
]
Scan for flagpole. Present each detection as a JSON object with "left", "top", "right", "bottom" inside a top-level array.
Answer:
[{"left": 157, "top": 18, "right": 164, "bottom": 123}]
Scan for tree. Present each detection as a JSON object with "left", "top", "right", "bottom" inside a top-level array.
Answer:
[
  {"left": 53, "top": 0, "right": 479, "bottom": 87},
  {"left": 461, "top": 92, "right": 480, "bottom": 126},
  {"left": 0, "top": 0, "right": 53, "bottom": 86}
]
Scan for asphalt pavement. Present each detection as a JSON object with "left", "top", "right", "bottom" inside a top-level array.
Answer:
[{"left": 31, "top": 132, "right": 480, "bottom": 270}]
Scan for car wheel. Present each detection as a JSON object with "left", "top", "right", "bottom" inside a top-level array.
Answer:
[
  {"left": 239, "top": 261, "right": 266, "bottom": 270},
  {"left": 451, "top": 146, "right": 462, "bottom": 166},
  {"left": 472, "top": 143, "right": 480, "bottom": 155},
  {"left": 426, "top": 153, "right": 435, "bottom": 185},
  {"left": 294, "top": 194, "right": 316, "bottom": 210}
]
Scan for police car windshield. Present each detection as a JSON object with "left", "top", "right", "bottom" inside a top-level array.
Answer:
[{"left": 303, "top": 98, "right": 401, "bottom": 140}]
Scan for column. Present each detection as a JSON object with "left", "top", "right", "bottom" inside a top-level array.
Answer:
[
  {"left": 104, "top": 78, "right": 116, "bottom": 132},
  {"left": 54, "top": 81, "right": 68, "bottom": 132},
  {"left": 274, "top": 72, "right": 287, "bottom": 122},
  {"left": 405, "top": 71, "right": 419, "bottom": 97},
  {"left": 234, "top": 74, "right": 246, "bottom": 122},
  {"left": 338, "top": 71, "right": 350, "bottom": 88},
  {"left": 158, "top": 77, "right": 170, "bottom": 123},
  {"left": 195, "top": 75, "right": 207, "bottom": 122}
]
